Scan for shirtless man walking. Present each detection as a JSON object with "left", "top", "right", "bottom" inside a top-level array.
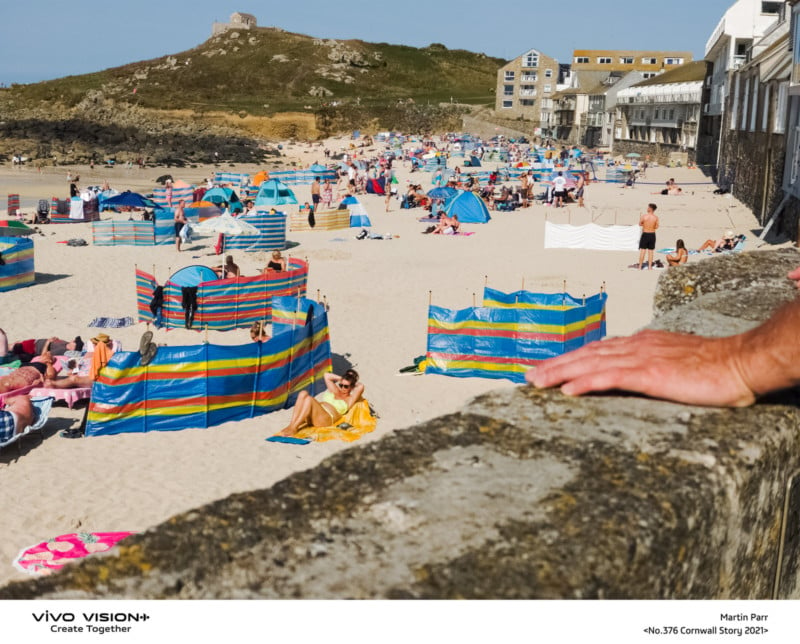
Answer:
[
  {"left": 174, "top": 199, "right": 188, "bottom": 252},
  {"left": 637, "top": 203, "right": 659, "bottom": 270}
]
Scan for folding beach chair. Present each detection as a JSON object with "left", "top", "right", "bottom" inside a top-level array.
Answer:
[{"left": 0, "top": 396, "right": 54, "bottom": 458}]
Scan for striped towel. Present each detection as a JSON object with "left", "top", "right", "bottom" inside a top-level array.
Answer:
[{"left": 88, "top": 317, "right": 135, "bottom": 329}]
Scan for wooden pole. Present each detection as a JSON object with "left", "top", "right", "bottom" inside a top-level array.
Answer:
[
  {"left": 428, "top": 290, "right": 432, "bottom": 307},
  {"left": 472, "top": 292, "right": 476, "bottom": 307},
  {"left": 521, "top": 276, "right": 525, "bottom": 291},
  {"left": 484, "top": 274, "right": 488, "bottom": 287},
  {"left": 205, "top": 324, "right": 209, "bottom": 344}
]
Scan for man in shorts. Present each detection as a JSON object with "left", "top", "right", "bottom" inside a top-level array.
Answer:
[
  {"left": 310, "top": 176, "right": 321, "bottom": 208},
  {"left": 637, "top": 203, "right": 659, "bottom": 270},
  {"left": 174, "top": 199, "right": 188, "bottom": 252},
  {"left": 0, "top": 395, "right": 35, "bottom": 444}
]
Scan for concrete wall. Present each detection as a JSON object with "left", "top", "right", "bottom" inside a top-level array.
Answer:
[{"left": 3, "top": 249, "right": 800, "bottom": 600}]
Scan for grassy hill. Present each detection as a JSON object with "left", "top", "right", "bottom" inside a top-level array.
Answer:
[
  {"left": 8, "top": 28, "right": 502, "bottom": 114},
  {"left": 0, "top": 28, "right": 504, "bottom": 165}
]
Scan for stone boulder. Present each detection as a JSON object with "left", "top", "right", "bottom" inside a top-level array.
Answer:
[{"left": 2, "top": 250, "right": 800, "bottom": 599}]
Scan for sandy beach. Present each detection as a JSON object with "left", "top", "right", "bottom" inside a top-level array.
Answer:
[{"left": 0, "top": 138, "right": 776, "bottom": 587}]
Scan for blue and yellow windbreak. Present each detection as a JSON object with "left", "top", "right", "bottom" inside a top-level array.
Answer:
[
  {"left": 425, "top": 287, "right": 607, "bottom": 383},
  {"left": 0, "top": 236, "right": 34, "bottom": 292},
  {"left": 86, "top": 296, "right": 331, "bottom": 436}
]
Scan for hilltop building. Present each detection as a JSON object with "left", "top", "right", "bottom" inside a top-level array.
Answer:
[
  {"left": 495, "top": 48, "right": 559, "bottom": 131},
  {"left": 698, "top": 0, "right": 785, "bottom": 167},
  {"left": 212, "top": 12, "right": 257, "bottom": 36}
]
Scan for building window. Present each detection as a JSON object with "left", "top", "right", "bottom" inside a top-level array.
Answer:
[
  {"left": 762, "top": 84, "right": 770, "bottom": 131},
  {"left": 504, "top": 85, "right": 514, "bottom": 97},
  {"left": 545, "top": 69, "right": 553, "bottom": 78},
  {"left": 620, "top": 57, "right": 634, "bottom": 64},
  {"left": 524, "top": 53, "right": 539, "bottom": 67},
  {"left": 665, "top": 58, "right": 684, "bottom": 65},
  {"left": 643, "top": 72, "right": 657, "bottom": 79},
  {"left": 762, "top": 1, "right": 782, "bottom": 15},
  {"left": 642, "top": 57, "right": 658, "bottom": 65},
  {"left": 502, "top": 100, "right": 513, "bottom": 109},
  {"left": 669, "top": 109, "right": 675, "bottom": 120},
  {"left": 544, "top": 84, "right": 552, "bottom": 92},
  {"left": 504, "top": 71, "right": 515, "bottom": 81},
  {"left": 575, "top": 56, "right": 589, "bottom": 63},
  {"left": 654, "top": 109, "right": 660, "bottom": 119},
  {"left": 598, "top": 57, "right": 612, "bottom": 64},
  {"left": 774, "top": 82, "right": 788, "bottom": 133},
  {"left": 520, "top": 99, "right": 535, "bottom": 106},
  {"left": 521, "top": 73, "right": 537, "bottom": 82}
]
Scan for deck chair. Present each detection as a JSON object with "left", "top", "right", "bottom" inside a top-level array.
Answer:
[{"left": 0, "top": 396, "right": 54, "bottom": 457}]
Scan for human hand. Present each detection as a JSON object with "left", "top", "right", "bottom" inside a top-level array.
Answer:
[
  {"left": 526, "top": 330, "right": 756, "bottom": 407},
  {"left": 787, "top": 266, "right": 800, "bottom": 288}
]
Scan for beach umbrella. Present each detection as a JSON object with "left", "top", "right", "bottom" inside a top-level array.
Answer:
[
  {"left": 339, "top": 195, "right": 359, "bottom": 206},
  {"left": 194, "top": 212, "right": 260, "bottom": 236},
  {"left": 102, "top": 191, "right": 157, "bottom": 209},
  {"left": 626, "top": 152, "right": 642, "bottom": 158},
  {"left": 0, "top": 220, "right": 35, "bottom": 236},
  {"left": 193, "top": 211, "right": 260, "bottom": 256}
]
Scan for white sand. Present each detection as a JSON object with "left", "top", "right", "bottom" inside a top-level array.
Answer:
[{"left": 0, "top": 140, "right": 770, "bottom": 587}]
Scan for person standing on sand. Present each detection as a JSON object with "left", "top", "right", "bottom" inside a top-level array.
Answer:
[
  {"left": 174, "top": 199, "right": 188, "bottom": 252},
  {"left": 310, "top": 176, "right": 321, "bottom": 209},
  {"left": 636, "top": 203, "right": 659, "bottom": 270}
]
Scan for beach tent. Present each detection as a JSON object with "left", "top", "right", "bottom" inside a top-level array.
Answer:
[
  {"left": 309, "top": 164, "right": 328, "bottom": 174},
  {"left": 443, "top": 191, "right": 492, "bottom": 224},
  {"left": 346, "top": 198, "right": 372, "bottom": 228},
  {"left": 465, "top": 155, "right": 482, "bottom": 167},
  {"left": 203, "top": 187, "right": 243, "bottom": 213},
  {"left": 255, "top": 179, "right": 298, "bottom": 207},
  {"left": 102, "top": 191, "right": 157, "bottom": 209},
  {"left": 167, "top": 265, "right": 218, "bottom": 287},
  {"left": 365, "top": 178, "right": 385, "bottom": 195}
]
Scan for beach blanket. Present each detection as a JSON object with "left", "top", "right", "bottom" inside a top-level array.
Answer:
[
  {"left": 88, "top": 316, "right": 135, "bottom": 328},
  {"left": 14, "top": 532, "right": 136, "bottom": 575},
  {"left": 293, "top": 399, "right": 377, "bottom": 443},
  {"left": 13, "top": 531, "right": 136, "bottom": 576}
]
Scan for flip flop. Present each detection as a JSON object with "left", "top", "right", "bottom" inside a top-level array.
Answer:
[
  {"left": 140, "top": 342, "right": 158, "bottom": 367},
  {"left": 138, "top": 330, "right": 153, "bottom": 356},
  {"left": 266, "top": 436, "right": 311, "bottom": 445}
]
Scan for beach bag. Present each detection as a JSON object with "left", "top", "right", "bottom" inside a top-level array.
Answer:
[{"left": 179, "top": 223, "right": 192, "bottom": 243}]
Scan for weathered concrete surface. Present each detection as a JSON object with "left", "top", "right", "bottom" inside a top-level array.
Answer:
[{"left": 2, "top": 249, "right": 800, "bottom": 599}]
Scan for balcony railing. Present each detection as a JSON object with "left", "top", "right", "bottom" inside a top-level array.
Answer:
[
  {"left": 519, "top": 89, "right": 537, "bottom": 97},
  {"left": 521, "top": 75, "right": 538, "bottom": 82}
]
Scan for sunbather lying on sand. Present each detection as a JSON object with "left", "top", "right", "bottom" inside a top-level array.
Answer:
[
  {"left": 0, "top": 365, "right": 47, "bottom": 394},
  {"left": 0, "top": 328, "right": 83, "bottom": 363},
  {"left": 42, "top": 333, "right": 114, "bottom": 389},
  {"left": 0, "top": 395, "right": 35, "bottom": 443},
  {"left": 277, "top": 370, "right": 364, "bottom": 437}
]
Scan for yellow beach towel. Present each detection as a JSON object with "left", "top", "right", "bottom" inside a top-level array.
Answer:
[{"left": 294, "top": 398, "right": 377, "bottom": 443}]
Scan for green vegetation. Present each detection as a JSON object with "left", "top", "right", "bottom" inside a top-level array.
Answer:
[{"left": 7, "top": 28, "right": 502, "bottom": 115}]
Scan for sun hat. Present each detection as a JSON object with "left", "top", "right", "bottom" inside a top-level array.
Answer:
[
  {"left": 91, "top": 333, "right": 111, "bottom": 345},
  {"left": 724, "top": 230, "right": 734, "bottom": 239}
]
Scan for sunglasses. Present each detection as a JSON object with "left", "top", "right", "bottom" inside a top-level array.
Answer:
[{"left": 339, "top": 382, "right": 351, "bottom": 390}]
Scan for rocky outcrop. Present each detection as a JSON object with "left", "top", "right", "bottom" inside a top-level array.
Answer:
[{"left": 2, "top": 250, "right": 800, "bottom": 600}]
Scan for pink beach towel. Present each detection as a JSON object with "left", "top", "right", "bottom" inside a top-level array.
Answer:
[
  {"left": 13, "top": 531, "right": 136, "bottom": 576},
  {"left": 29, "top": 387, "right": 91, "bottom": 409}
]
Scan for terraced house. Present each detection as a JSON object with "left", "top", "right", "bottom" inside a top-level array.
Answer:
[{"left": 495, "top": 48, "right": 559, "bottom": 132}]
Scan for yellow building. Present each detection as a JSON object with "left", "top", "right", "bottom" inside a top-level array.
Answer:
[{"left": 571, "top": 50, "right": 693, "bottom": 74}]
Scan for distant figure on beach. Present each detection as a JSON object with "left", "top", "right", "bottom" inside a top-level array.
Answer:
[
  {"left": 698, "top": 230, "right": 744, "bottom": 252},
  {"left": 311, "top": 176, "right": 321, "bottom": 208},
  {"left": 249, "top": 321, "right": 269, "bottom": 343},
  {"left": 666, "top": 239, "right": 688, "bottom": 266},
  {"left": 321, "top": 179, "right": 333, "bottom": 209},
  {"left": 0, "top": 394, "right": 35, "bottom": 443},
  {"left": 575, "top": 171, "right": 587, "bottom": 208},
  {"left": 636, "top": 203, "right": 659, "bottom": 270},
  {"left": 552, "top": 172, "right": 567, "bottom": 208},
  {"left": 174, "top": 199, "right": 188, "bottom": 252},
  {"left": 527, "top": 265, "right": 800, "bottom": 408},
  {"left": 214, "top": 255, "right": 240, "bottom": 279},
  {"left": 264, "top": 250, "right": 287, "bottom": 273},
  {"left": 277, "top": 370, "right": 364, "bottom": 437}
]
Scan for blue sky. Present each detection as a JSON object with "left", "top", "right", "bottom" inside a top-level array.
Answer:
[{"left": 1, "top": 0, "right": 736, "bottom": 84}]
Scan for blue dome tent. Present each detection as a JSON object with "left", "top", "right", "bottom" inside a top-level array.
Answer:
[
  {"left": 443, "top": 191, "right": 492, "bottom": 224},
  {"left": 255, "top": 179, "right": 298, "bottom": 207},
  {"left": 203, "top": 187, "right": 243, "bottom": 213},
  {"left": 167, "top": 265, "right": 219, "bottom": 287}
]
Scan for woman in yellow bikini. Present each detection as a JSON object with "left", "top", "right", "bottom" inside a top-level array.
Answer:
[{"left": 277, "top": 369, "right": 363, "bottom": 436}]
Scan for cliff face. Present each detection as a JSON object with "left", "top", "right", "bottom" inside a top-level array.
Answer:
[{"left": 3, "top": 249, "right": 800, "bottom": 600}]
